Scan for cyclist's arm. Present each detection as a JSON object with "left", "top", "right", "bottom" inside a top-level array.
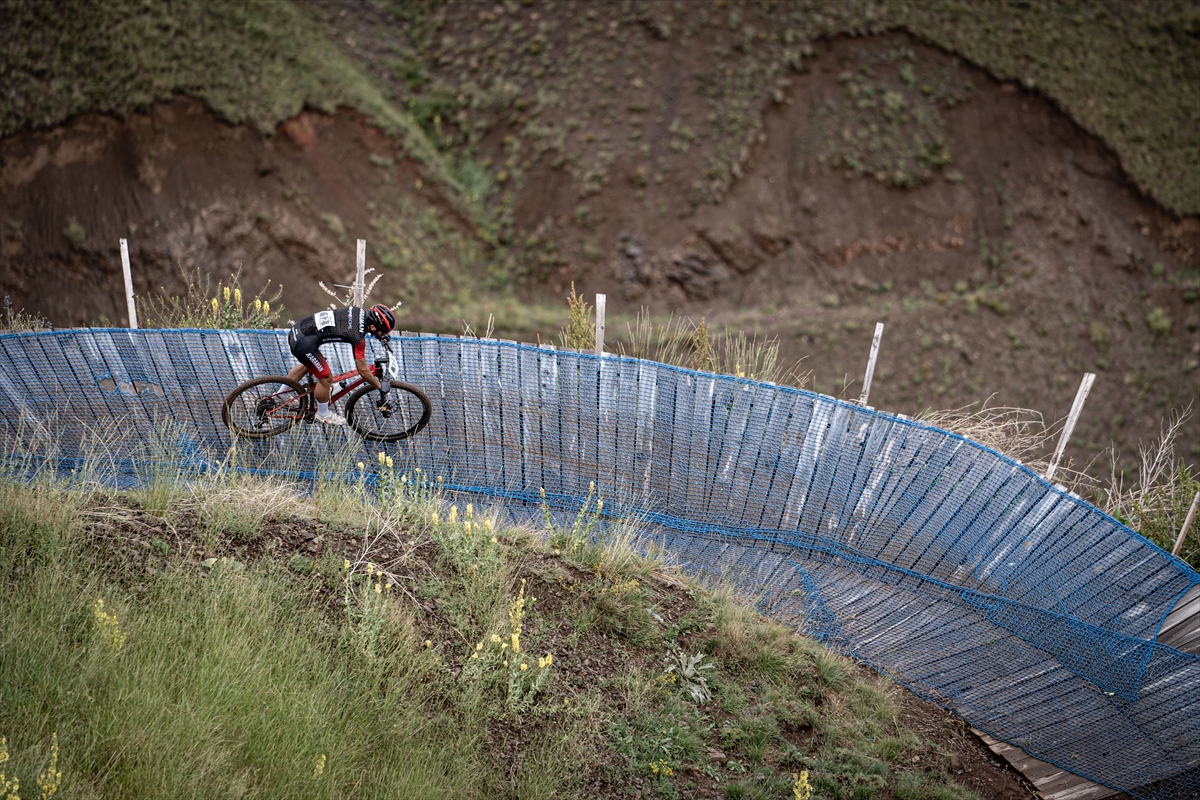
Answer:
[
  {"left": 355, "top": 358, "right": 383, "bottom": 391},
  {"left": 350, "top": 340, "right": 383, "bottom": 391}
]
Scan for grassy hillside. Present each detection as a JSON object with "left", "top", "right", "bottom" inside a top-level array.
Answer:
[
  {"left": 0, "top": 443, "right": 1022, "bottom": 798},
  {"left": 2, "top": 1, "right": 1196, "bottom": 215},
  {"left": 332, "top": 0, "right": 1199, "bottom": 219}
]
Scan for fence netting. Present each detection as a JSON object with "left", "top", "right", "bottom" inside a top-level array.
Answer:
[{"left": 1, "top": 328, "right": 1196, "bottom": 800}]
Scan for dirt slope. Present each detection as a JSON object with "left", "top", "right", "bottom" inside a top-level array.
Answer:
[{"left": 0, "top": 96, "right": 453, "bottom": 325}]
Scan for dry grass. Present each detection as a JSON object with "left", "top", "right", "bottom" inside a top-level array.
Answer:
[
  {"left": 1103, "top": 407, "right": 1200, "bottom": 566},
  {"left": 919, "top": 397, "right": 1054, "bottom": 471}
]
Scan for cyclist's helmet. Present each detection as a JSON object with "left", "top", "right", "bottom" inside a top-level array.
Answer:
[{"left": 366, "top": 303, "right": 395, "bottom": 337}]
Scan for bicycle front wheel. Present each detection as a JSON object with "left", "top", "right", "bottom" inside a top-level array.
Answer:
[
  {"left": 222, "top": 376, "right": 310, "bottom": 439},
  {"left": 346, "top": 382, "right": 432, "bottom": 442}
]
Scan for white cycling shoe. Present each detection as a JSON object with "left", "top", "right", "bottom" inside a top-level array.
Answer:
[{"left": 316, "top": 411, "right": 346, "bottom": 426}]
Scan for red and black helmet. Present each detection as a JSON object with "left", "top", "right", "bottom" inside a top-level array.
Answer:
[{"left": 366, "top": 303, "right": 395, "bottom": 335}]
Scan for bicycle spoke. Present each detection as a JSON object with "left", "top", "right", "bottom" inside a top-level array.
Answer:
[
  {"left": 347, "top": 385, "right": 430, "bottom": 441},
  {"left": 223, "top": 379, "right": 307, "bottom": 438}
]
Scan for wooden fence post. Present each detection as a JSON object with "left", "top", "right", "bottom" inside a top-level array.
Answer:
[
  {"left": 1172, "top": 491, "right": 1200, "bottom": 557},
  {"left": 858, "top": 322, "right": 884, "bottom": 406},
  {"left": 119, "top": 238, "right": 138, "bottom": 329},
  {"left": 1044, "top": 372, "right": 1095, "bottom": 483},
  {"left": 595, "top": 293, "right": 606, "bottom": 356},
  {"left": 353, "top": 239, "right": 366, "bottom": 307}
]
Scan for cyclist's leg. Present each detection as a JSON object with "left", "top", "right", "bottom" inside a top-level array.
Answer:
[{"left": 290, "top": 334, "right": 338, "bottom": 419}]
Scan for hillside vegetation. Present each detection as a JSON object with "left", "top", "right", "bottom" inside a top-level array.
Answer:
[
  {"left": 3, "top": 1, "right": 1197, "bottom": 214},
  {"left": 0, "top": 438, "right": 1027, "bottom": 799}
]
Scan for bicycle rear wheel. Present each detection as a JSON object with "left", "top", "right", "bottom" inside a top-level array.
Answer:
[
  {"left": 222, "top": 376, "right": 310, "bottom": 439},
  {"left": 346, "top": 382, "right": 432, "bottom": 442}
]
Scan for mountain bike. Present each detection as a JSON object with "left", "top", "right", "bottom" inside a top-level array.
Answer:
[{"left": 221, "top": 348, "right": 431, "bottom": 441}]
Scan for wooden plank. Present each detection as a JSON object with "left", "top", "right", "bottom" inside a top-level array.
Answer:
[
  {"left": 781, "top": 395, "right": 835, "bottom": 531},
  {"left": 538, "top": 344, "right": 562, "bottom": 497},
  {"left": 971, "top": 729, "right": 1125, "bottom": 800},
  {"left": 577, "top": 353, "right": 602, "bottom": 495},
  {"left": 727, "top": 381, "right": 773, "bottom": 526},
  {"left": 1160, "top": 619, "right": 1200, "bottom": 653},
  {"left": 634, "top": 359, "right": 658, "bottom": 503},
  {"left": 518, "top": 344, "right": 544, "bottom": 495},
  {"left": 667, "top": 371, "right": 695, "bottom": 515},
  {"left": 685, "top": 374, "right": 717, "bottom": 522},
  {"left": 558, "top": 349, "right": 583, "bottom": 498},
  {"left": 1158, "top": 584, "right": 1200, "bottom": 633},
  {"left": 744, "top": 388, "right": 792, "bottom": 532},
  {"left": 614, "top": 357, "right": 638, "bottom": 495},
  {"left": 419, "top": 333, "right": 449, "bottom": 472},
  {"left": 496, "top": 341, "right": 524, "bottom": 493},
  {"left": 476, "top": 340, "right": 505, "bottom": 491},
  {"left": 594, "top": 354, "right": 619, "bottom": 491},
  {"left": 438, "top": 335, "right": 470, "bottom": 483},
  {"left": 650, "top": 366, "right": 678, "bottom": 511},
  {"left": 458, "top": 337, "right": 487, "bottom": 488}
]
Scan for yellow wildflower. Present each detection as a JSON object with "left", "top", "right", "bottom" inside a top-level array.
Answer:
[
  {"left": 211, "top": 298, "right": 219, "bottom": 315},
  {"left": 597, "top": 500, "right": 603, "bottom": 511},
  {"left": 490, "top": 634, "right": 502, "bottom": 644},
  {"left": 37, "top": 731, "right": 61, "bottom": 799},
  {"left": 425, "top": 640, "right": 432, "bottom": 649},
  {"left": 432, "top": 512, "right": 439, "bottom": 525},
  {"left": 471, "top": 652, "right": 478, "bottom": 660},
  {"left": 385, "top": 455, "right": 394, "bottom": 468},
  {"left": 378, "top": 451, "right": 386, "bottom": 464},
  {"left": 374, "top": 583, "right": 381, "bottom": 594},
  {"left": 367, "top": 563, "right": 374, "bottom": 577},
  {"left": 466, "top": 503, "right": 473, "bottom": 518},
  {"left": 476, "top": 642, "right": 484, "bottom": 651},
  {"left": 491, "top": 537, "right": 498, "bottom": 544},
  {"left": 255, "top": 298, "right": 262, "bottom": 312},
  {"left": 343, "top": 559, "right": 350, "bottom": 571},
  {"left": 312, "top": 753, "right": 326, "bottom": 779},
  {"left": 356, "top": 461, "right": 364, "bottom": 470},
  {"left": 223, "top": 286, "right": 231, "bottom": 302},
  {"left": 449, "top": 506, "right": 458, "bottom": 524},
  {"left": 233, "top": 287, "right": 242, "bottom": 306},
  {"left": 263, "top": 301, "right": 270, "bottom": 315},
  {"left": 793, "top": 770, "right": 812, "bottom": 800},
  {"left": 520, "top": 663, "right": 529, "bottom": 671}
]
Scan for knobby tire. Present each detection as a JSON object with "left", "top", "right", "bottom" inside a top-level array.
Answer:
[
  {"left": 222, "top": 375, "right": 310, "bottom": 439},
  {"left": 346, "top": 382, "right": 432, "bottom": 442}
]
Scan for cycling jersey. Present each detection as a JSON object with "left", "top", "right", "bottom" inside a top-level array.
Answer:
[{"left": 289, "top": 307, "right": 368, "bottom": 378}]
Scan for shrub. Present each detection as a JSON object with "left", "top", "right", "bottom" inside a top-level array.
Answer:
[
  {"left": 137, "top": 264, "right": 283, "bottom": 329},
  {"left": 1146, "top": 307, "right": 1172, "bottom": 335}
]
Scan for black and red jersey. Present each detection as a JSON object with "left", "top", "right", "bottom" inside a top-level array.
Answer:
[{"left": 289, "top": 307, "right": 369, "bottom": 361}]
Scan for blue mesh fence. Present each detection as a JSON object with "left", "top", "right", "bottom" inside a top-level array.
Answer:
[{"left": 1, "top": 328, "right": 1196, "bottom": 799}]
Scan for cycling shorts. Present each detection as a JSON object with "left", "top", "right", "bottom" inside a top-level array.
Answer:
[{"left": 290, "top": 334, "right": 332, "bottom": 379}]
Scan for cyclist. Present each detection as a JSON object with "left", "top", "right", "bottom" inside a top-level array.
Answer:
[{"left": 285, "top": 303, "right": 395, "bottom": 425}]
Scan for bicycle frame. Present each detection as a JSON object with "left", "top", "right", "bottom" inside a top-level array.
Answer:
[{"left": 261, "top": 354, "right": 395, "bottom": 424}]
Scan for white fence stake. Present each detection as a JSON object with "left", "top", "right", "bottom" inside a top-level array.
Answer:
[
  {"left": 858, "top": 322, "right": 884, "bottom": 406},
  {"left": 1172, "top": 491, "right": 1200, "bottom": 557},
  {"left": 594, "top": 294, "right": 606, "bottom": 356},
  {"left": 353, "top": 239, "right": 366, "bottom": 307},
  {"left": 1044, "top": 372, "right": 1095, "bottom": 483},
  {"left": 119, "top": 238, "right": 138, "bottom": 329}
]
